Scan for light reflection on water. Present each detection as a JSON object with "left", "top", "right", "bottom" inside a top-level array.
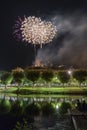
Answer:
[{"left": 0, "top": 94, "right": 86, "bottom": 130}]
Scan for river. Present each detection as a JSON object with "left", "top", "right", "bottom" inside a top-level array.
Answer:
[{"left": 0, "top": 94, "right": 86, "bottom": 130}]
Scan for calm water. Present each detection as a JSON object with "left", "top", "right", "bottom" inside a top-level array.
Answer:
[{"left": 0, "top": 94, "right": 85, "bottom": 130}]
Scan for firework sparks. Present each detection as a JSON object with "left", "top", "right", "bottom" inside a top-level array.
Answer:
[
  {"left": 14, "top": 16, "right": 57, "bottom": 48},
  {"left": 34, "top": 59, "right": 45, "bottom": 67},
  {"left": 13, "top": 17, "right": 24, "bottom": 41}
]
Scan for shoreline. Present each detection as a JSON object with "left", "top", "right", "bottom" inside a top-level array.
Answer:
[{"left": 0, "top": 86, "right": 87, "bottom": 95}]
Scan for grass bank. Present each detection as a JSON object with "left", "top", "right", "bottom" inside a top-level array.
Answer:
[{"left": 0, "top": 86, "right": 87, "bottom": 95}]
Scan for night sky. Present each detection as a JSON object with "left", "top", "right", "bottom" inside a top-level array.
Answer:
[{"left": 0, "top": 0, "right": 87, "bottom": 70}]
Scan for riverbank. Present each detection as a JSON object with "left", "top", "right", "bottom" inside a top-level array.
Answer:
[{"left": 0, "top": 86, "right": 87, "bottom": 95}]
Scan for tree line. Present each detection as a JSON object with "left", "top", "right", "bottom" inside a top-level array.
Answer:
[{"left": 0, "top": 67, "right": 87, "bottom": 88}]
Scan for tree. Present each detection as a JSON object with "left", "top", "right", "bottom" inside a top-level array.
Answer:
[
  {"left": 73, "top": 70, "right": 87, "bottom": 84},
  {"left": 59, "top": 101, "right": 71, "bottom": 114},
  {"left": 0, "top": 99, "right": 11, "bottom": 114},
  {"left": 41, "top": 70, "right": 54, "bottom": 87},
  {"left": 42, "top": 102, "right": 55, "bottom": 115},
  {"left": 11, "top": 100, "right": 23, "bottom": 116},
  {"left": 25, "top": 102, "right": 41, "bottom": 116},
  {"left": 12, "top": 67, "right": 24, "bottom": 90},
  {"left": 58, "top": 71, "right": 70, "bottom": 84},
  {"left": 25, "top": 70, "right": 40, "bottom": 86},
  {"left": 1, "top": 72, "right": 13, "bottom": 89}
]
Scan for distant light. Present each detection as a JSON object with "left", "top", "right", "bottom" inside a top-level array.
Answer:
[
  {"left": 56, "top": 104, "right": 59, "bottom": 109},
  {"left": 55, "top": 77, "right": 58, "bottom": 80},
  {"left": 67, "top": 70, "right": 72, "bottom": 75}
]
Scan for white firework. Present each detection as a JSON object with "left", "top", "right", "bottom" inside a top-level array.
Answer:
[{"left": 20, "top": 16, "right": 57, "bottom": 48}]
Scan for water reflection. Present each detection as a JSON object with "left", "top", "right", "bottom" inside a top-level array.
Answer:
[{"left": 0, "top": 94, "right": 86, "bottom": 130}]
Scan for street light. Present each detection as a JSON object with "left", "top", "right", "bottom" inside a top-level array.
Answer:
[
  {"left": 67, "top": 70, "right": 72, "bottom": 75},
  {"left": 67, "top": 70, "right": 73, "bottom": 85}
]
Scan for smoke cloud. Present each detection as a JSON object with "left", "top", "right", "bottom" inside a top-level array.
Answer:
[{"left": 35, "top": 13, "right": 87, "bottom": 68}]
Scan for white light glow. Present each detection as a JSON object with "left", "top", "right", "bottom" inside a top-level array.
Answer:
[{"left": 67, "top": 70, "right": 72, "bottom": 75}]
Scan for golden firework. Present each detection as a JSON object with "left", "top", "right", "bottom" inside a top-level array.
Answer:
[{"left": 20, "top": 16, "right": 57, "bottom": 48}]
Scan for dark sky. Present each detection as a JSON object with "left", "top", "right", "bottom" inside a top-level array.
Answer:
[{"left": 0, "top": 0, "right": 87, "bottom": 70}]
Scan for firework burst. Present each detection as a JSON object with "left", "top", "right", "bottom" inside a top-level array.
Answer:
[{"left": 14, "top": 16, "right": 57, "bottom": 48}]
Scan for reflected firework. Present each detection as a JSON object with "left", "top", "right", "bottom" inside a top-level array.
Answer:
[{"left": 13, "top": 16, "right": 57, "bottom": 48}]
